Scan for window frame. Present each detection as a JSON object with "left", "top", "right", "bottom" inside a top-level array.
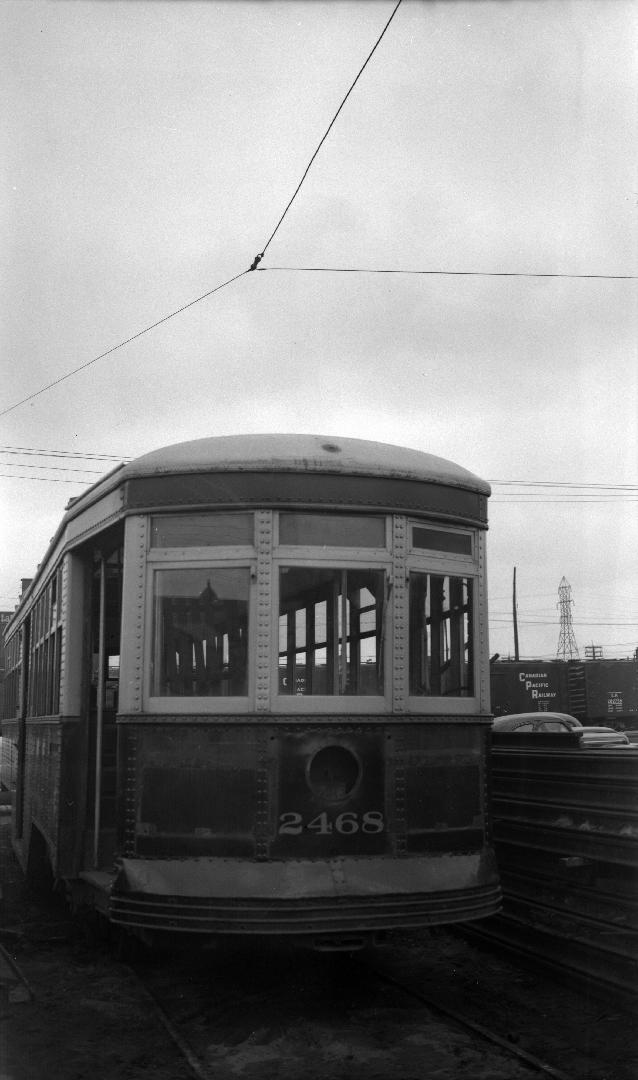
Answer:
[
  {"left": 149, "top": 511, "right": 255, "bottom": 550},
  {"left": 405, "top": 521, "right": 481, "bottom": 715},
  {"left": 139, "top": 511, "right": 485, "bottom": 716},
  {"left": 272, "top": 515, "right": 392, "bottom": 714},
  {"left": 2, "top": 628, "right": 22, "bottom": 721},
  {"left": 145, "top": 540, "right": 257, "bottom": 713},
  {"left": 26, "top": 569, "right": 63, "bottom": 718},
  {"left": 408, "top": 522, "right": 476, "bottom": 563},
  {"left": 276, "top": 511, "right": 389, "bottom": 551}
]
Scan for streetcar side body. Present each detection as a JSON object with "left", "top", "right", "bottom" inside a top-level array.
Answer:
[{"left": 2, "top": 434, "right": 500, "bottom": 947}]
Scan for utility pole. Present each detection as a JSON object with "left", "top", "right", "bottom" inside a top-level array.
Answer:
[
  {"left": 585, "top": 643, "right": 603, "bottom": 660},
  {"left": 556, "top": 576, "right": 579, "bottom": 660},
  {"left": 512, "top": 567, "right": 519, "bottom": 661}
]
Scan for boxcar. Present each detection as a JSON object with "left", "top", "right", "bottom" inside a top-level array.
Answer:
[
  {"left": 1, "top": 434, "right": 500, "bottom": 948},
  {"left": 490, "top": 659, "right": 638, "bottom": 729}
]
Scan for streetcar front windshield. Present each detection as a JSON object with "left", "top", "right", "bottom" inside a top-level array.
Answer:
[
  {"left": 279, "top": 567, "right": 385, "bottom": 696},
  {"left": 151, "top": 568, "right": 249, "bottom": 696}
]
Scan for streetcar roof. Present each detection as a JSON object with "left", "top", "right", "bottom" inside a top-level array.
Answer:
[
  {"left": 74, "top": 434, "right": 491, "bottom": 504},
  {"left": 6, "top": 436, "right": 489, "bottom": 626}
]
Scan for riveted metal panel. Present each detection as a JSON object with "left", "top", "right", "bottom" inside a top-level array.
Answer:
[
  {"left": 108, "top": 712, "right": 500, "bottom": 937},
  {"left": 58, "top": 553, "right": 85, "bottom": 718},
  {"left": 24, "top": 720, "right": 61, "bottom": 859},
  {"left": 255, "top": 726, "right": 272, "bottom": 860},
  {"left": 58, "top": 558, "right": 68, "bottom": 714},
  {"left": 120, "top": 724, "right": 260, "bottom": 858},
  {"left": 124, "top": 473, "right": 488, "bottom": 526},
  {"left": 477, "top": 530, "right": 490, "bottom": 713},
  {"left": 114, "top": 718, "right": 494, "bottom": 870},
  {"left": 57, "top": 717, "right": 85, "bottom": 876},
  {"left": 271, "top": 727, "right": 387, "bottom": 858},
  {"left": 391, "top": 515, "right": 408, "bottom": 713},
  {"left": 395, "top": 724, "right": 485, "bottom": 855},
  {"left": 255, "top": 510, "right": 273, "bottom": 712},
  {"left": 387, "top": 726, "right": 407, "bottom": 854},
  {"left": 120, "top": 726, "right": 138, "bottom": 857},
  {"left": 119, "top": 516, "right": 147, "bottom": 713}
]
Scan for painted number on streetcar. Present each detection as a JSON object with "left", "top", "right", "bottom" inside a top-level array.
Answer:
[{"left": 278, "top": 811, "right": 384, "bottom": 835}]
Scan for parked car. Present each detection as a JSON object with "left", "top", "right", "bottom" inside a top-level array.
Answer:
[{"left": 492, "top": 712, "right": 632, "bottom": 747}]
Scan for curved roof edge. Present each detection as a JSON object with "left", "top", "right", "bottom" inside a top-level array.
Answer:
[
  {"left": 7, "top": 435, "right": 488, "bottom": 629},
  {"left": 67, "top": 434, "right": 490, "bottom": 517}
]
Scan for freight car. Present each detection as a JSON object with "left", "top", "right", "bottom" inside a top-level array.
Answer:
[
  {"left": 490, "top": 659, "right": 638, "bottom": 729},
  {"left": 1, "top": 434, "right": 500, "bottom": 948}
]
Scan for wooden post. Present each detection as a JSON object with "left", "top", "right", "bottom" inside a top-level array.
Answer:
[{"left": 513, "top": 567, "right": 520, "bottom": 662}]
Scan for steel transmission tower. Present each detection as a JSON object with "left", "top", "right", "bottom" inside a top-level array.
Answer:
[{"left": 556, "top": 576, "right": 579, "bottom": 660}]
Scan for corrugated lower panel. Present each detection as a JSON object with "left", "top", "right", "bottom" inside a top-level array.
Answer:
[
  {"left": 109, "top": 883, "right": 502, "bottom": 934},
  {"left": 494, "top": 820, "right": 638, "bottom": 868}
]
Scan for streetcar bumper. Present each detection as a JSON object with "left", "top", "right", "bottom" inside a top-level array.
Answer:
[{"left": 108, "top": 852, "right": 501, "bottom": 937}]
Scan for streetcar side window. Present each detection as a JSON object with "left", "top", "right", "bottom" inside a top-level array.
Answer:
[
  {"left": 151, "top": 567, "right": 249, "bottom": 697},
  {"left": 28, "top": 571, "right": 63, "bottom": 717},
  {"left": 409, "top": 573, "right": 474, "bottom": 697},
  {"left": 279, "top": 514, "right": 386, "bottom": 548},
  {"left": 151, "top": 513, "right": 254, "bottom": 548},
  {"left": 411, "top": 526, "right": 473, "bottom": 557},
  {"left": 279, "top": 567, "right": 385, "bottom": 696},
  {"left": 1, "top": 631, "right": 22, "bottom": 720}
]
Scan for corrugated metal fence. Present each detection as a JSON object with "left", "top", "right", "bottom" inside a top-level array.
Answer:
[{"left": 468, "top": 732, "right": 638, "bottom": 1002}]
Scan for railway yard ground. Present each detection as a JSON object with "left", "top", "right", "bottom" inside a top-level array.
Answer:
[{"left": 1, "top": 812, "right": 636, "bottom": 1080}]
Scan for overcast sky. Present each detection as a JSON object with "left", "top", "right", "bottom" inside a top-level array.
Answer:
[{"left": 1, "top": 0, "right": 636, "bottom": 660}]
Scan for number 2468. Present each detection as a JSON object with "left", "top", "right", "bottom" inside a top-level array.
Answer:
[{"left": 278, "top": 811, "right": 384, "bottom": 835}]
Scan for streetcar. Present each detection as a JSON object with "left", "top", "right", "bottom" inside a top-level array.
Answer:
[{"left": 1, "top": 434, "right": 501, "bottom": 948}]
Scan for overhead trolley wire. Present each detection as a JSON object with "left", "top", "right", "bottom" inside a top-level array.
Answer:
[
  {"left": 491, "top": 480, "right": 638, "bottom": 489},
  {"left": 257, "top": 265, "right": 637, "bottom": 281},
  {"left": 491, "top": 499, "right": 638, "bottom": 503},
  {"left": 0, "top": 445, "right": 127, "bottom": 461},
  {"left": 0, "top": 270, "right": 250, "bottom": 419},
  {"left": 249, "top": 0, "right": 404, "bottom": 268},
  {"left": 0, "top": 462, "right": 106, "bottom": 475},
  {"left": 2, "top": 1, "right": 403, "bottom": 416},
  {"left": 0, "top": 473, "right": 89, "bottom": 484},
  {"left": 2, "top": 0, "right": 632, "bottom": 422}
]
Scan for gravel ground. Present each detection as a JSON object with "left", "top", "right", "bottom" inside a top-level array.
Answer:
[{"left": 1, "top": 812, "right": 636, "bottom": 1080}]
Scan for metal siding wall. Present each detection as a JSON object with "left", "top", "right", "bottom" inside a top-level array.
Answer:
[
  {"left": 24, "top": 721, "right": 61, "bottom": 864},
  {"left": 584, "top": 661, "right": 638, "bottom": 723}
]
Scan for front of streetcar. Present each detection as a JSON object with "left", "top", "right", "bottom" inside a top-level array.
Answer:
[{"left": 107, "top": 434, "right": 500, "bottom": 947}]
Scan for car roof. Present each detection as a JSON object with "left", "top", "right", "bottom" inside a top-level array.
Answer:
[
  {"left": 493, "top": 712, "right": 582, "bottom": 729},
  {"left": 492, "top": 715, "right": 633, "bottom": 746}
]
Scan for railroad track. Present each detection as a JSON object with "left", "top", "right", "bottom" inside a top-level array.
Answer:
[
  {"left": 124, "top": 938, "right": 591, "bottom": 1080},
  {"left": 2, "top": 916, "right": 634, "bottom": 1079},
  {"left": 360, "top": 958, "right": 574, "bottom": 1080}
]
